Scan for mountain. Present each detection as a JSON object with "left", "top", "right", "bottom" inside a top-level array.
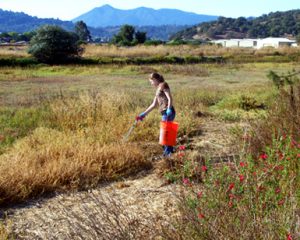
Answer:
[
  {"left": 0, "top": 8, "right": 191, "bottom": 40},
  {"left": 0, "top": 9, "right": 74, "bottom": 33},
  {"left": 171, "top": 9, "right": 300, "bottom": 40},
  {"left": 72, "top": 4, "right": 218, "bottom": 27}
]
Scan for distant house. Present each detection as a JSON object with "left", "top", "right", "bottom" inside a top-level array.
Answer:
[
  {"left": 211, "top": 38, "right": 297, "bottom": 49},
  {"left": 0, "top": 36, "right": 12, "bottom": 43}
]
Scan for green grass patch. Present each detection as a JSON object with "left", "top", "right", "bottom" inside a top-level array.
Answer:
[{"left": 0, "top": 106, "right": 50, "bottom": 154}]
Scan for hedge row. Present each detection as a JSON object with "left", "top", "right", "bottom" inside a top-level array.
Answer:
[
  {"left": 0, "top": 56, "right": 224, "bottom": 67},
  {"left": 0, "top": 54, "right": 298, "bottom": 67}
]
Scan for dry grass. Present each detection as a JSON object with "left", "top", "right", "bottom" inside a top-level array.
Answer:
[
  {"left": 82, "top": 44, "right": 300, "bottom": 58},
  {"left": 83, "top": 44, "right": 170, "bottom": 58},
  {"left": 1, "top": 44, "right": 299, "bottom": 60},
  {"left": 0, "top": 46, "right": 29, "bottom": 58},
  {"left": 0, "top": 127, "right": 151, "bottom": 205},
  {"left": 5, "top": 188, "right": 177, "bottom": 239},
  {"left": 0, "top": 221, "right": 10, "bottom": 240}
]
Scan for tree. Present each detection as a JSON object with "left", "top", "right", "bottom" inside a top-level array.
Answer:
[
  {"left": 112, "top": 25, "right": 135, "bottom": 46},
  {"left": 135, "top": 31, "right": 147, "bottom": 44},
  {"left": 119, "top": 25, "right": 135, "bottom": 42},
  {"left": 28, "top": 25, "right": 80, "bottom": 64},
  {"left": 23, "top": 31, "right": 36, "bottom": 41},
  {"left": 75, "top": 21, "right": 91, "bottom": 42},
  {"left": 296, "top": 33, "right": 300, "bottom": 44},
  {"left": 111, "top": 25, "right": 148, "bottom": 46}
]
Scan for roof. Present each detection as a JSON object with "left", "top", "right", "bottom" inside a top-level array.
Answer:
[
  {"left": 261, "top": 37, "right": 296, "bottom": 43},
  {"left": 211, "top": 37, "right": 296, "bottom": 43}
]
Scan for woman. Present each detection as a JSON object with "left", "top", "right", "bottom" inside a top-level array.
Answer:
[{"left": 137, "top": 72, "right": 176, "bottom": 156}]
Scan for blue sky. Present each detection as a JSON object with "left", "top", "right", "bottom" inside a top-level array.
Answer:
[{"left": 0, "top": 0, "right": 299, "bottom": 20}]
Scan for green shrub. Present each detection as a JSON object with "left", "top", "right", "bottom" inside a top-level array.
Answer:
[{"left": 28, "top": 25, "right": 81, "bottom": 64}]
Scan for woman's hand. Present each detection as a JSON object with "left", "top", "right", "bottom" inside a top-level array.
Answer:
[
  {"left": 136, "top": 112, "right": 147, "bottom": 121},
  {"left": 166, "top": 108, "right": 174, "bottom": 117}
]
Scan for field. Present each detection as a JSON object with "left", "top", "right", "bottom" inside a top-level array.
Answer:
[{"left": 0, "top": 44, "right": 299, "bottom": 239}]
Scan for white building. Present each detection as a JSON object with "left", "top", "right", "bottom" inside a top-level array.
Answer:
[{"left": 211, "top": 37, "right": 297, "bottom": 49}]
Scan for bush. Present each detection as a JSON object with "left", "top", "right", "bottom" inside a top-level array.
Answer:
[
  {"left": 248, "top": 83, "right": 300, "bottom": 156},
  {"left": 143, "top": 40, "right": 165, "bottom": 46},
  {"left": 28, "top": 25, "right": 81, "bottom": 64},
  {"left": 0, "top": 57, "right": 38, "bottom": 67},
  {"left": 163, "top": 136, "right": 300, "bottom": 239}
]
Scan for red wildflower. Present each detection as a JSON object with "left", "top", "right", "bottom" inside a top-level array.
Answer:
[
  {"left": 182, "top": 178, "right": 190, "bottom": 185},
  {"left": 0, "top": 135, "right": 4, "bottom": 142},
  {"left": 291, "top": 139, "right": 297, "bottom": 148},
  {"left": 239, "top": 162, "right": 246, "bottom": 167},
  {"left": 228, "top": 183, "right": 235, "bottom": 191},
  {"left": 178, "top": 145, "right": 186, "bottom": 151},
  {"left": 198, "top": 213, "right": 205, "bottom": 219},
  {"left": 278, "top": 152, "right": 284, "bottom": 160},
  {"left": 259, "top": 153, "right": 268, "bottom": 160},
  {"left": 229, "top": 193, "right": 235, "bottom": 199},
  {"left": 297, "top": 153, "right": 300, "bottom": 158},
  {"left": 278, "top": 199, "right": 285, "bottom": 206},
  {"left": 239, "top": 174, "right": 245, "bottom": 182},
  {"left": 287, "top": 234, "right": 292, "bottom": 240},
  {"left": 282, "top": 133, "right": 287, "bottom": 140},
  {"left": 228, "top": 201, "right": 233, "bottom": 208},
  {"left": 197, "top": 191, "right": 203, "bottom": 199},
  {"left": 201, "top": 165, "right": 208, "bottom": 172},
  {"left": 275, "top": 165, "right": 284, "bottom": 171},
  {"left": 275, "top": 188, "right": 281, "bottom": 194}
]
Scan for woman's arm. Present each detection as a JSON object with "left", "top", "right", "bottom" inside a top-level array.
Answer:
[
  {"left": 144, "top": 96, "right": 158, "bottom": 115},
  {"left": 164, "top": 89, "right": 173, "bottom": 109}
]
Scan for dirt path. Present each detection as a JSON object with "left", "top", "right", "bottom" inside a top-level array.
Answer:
[{"left": 2, "top": 119, "right": 245, "bottom": 239}]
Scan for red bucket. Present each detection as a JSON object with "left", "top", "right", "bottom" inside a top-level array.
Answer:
[{"left": 159, "top": 121, "right": 179, "bottom": 146}]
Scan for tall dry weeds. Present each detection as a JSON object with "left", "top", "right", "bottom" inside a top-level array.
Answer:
[
  {"left": 0, "top": 127, "right": 151, "bottom": 205},
  {"left": 248, "top": 83, "right": 300, "bottom": 155}
]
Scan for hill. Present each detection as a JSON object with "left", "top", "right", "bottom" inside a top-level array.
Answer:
[
  {"left": 171, "top": 9, "right": 300, "bottom": 40},
  {"left": 72, "top": 4, "right": 218, "bottom": 27},
  {"left": 0, "top": 9, "right": 74, "bottom": 33},
  {"left": 90, "top": 25, "right": 189, "bottom": 41}
]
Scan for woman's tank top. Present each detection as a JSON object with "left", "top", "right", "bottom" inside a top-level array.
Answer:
[{"left": 156, "top": 82, "right": 170, "bottom": 112}]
